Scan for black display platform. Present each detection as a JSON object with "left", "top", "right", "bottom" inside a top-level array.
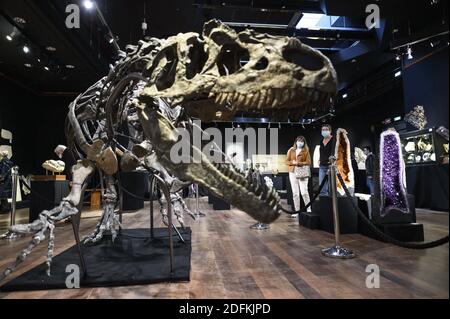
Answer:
[
  {"left": 0, "top": 228, "right": 191, "bottom": 292},
  {"left": 209, "top": 193, "right": 231, "bottom": 210},
  {"left": 310, "top": 196, "right": 359, "bottom": 234},
  {"left": 30, "top": 180, "right": 70, "bottom": 223}
]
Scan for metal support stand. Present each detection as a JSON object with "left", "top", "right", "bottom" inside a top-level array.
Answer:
[
  {"left": 152, "top": 174, "right": 175, "bottom": 274},
  {"left": 193, "top": 183, "right": 205, "bottom": 218},
  {"left": 149, "top": 175, "right": 155, "bottom": 239},
  {"left": 321, "top": 157, "right": 355, "bottom": 259},
  {"left": 1, "top": 166, "right": 21, "bottom": 240},
  {"left": 250, "top": 222, "right": 270, "bottom": 230}
]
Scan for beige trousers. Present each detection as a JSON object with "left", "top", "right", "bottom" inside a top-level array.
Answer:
[{"left": 289, "top": 172, "right": 311, "bottom": 212}]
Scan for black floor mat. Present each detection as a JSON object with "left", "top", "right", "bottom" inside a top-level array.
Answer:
[{"left": 0, "top": 228, "right": 191, "bottom": 292}]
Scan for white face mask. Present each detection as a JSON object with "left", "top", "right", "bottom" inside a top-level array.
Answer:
[{"left": 296, "top": 141, "right": 304, "bottom": 149}]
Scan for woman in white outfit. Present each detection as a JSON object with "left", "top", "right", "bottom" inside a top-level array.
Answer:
[{"left": 286, "top": 136, "right": 312, "bottom": 217}]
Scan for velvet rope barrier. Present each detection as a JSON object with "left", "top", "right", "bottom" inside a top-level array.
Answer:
[
  {"left": 336, "top": 173, "right": 449, "bottom": 250},
  {"left": 279, "top": 174, "right": 329, "bottom": 215}
]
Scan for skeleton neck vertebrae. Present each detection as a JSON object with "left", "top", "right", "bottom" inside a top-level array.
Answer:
[{"left": 1, "top": 20, "right": 337, "bottom": 281}]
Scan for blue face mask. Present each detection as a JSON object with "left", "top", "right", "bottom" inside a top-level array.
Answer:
[
  {"left": 296, "top": 141, "right": 304, "bottom": 149},
  {"left": 322, "top": 130, "right": 330, "bottom": 138}
]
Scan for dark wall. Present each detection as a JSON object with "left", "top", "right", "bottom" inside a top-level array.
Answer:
[
  {"left": 0, "top": 78, "right": 72, "bottom": 176},
  {"left": 202, "top": 85, "right": 405, "bottom": 161},
  {"left": 403, "top": 47, "right": 449, "bottom": 129}
]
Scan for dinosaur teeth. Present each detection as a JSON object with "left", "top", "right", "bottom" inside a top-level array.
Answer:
[
  {"left": 272, "top": 90, "right": 281, "bottom": 108},
  {"left": 237, "top": 94, "right": 246, "bottom": 106},
  {"left": 218, "top": 93, "right": 227, "bottom": 105},
  {"left": 244, "top": 94, "right": 253, "bottom": 107},
  {"left": 265, "top": 89, "right": 274, "bottom": 108},
  {"left": 257, "top": 90, "right": 266, "bottom": 109}
]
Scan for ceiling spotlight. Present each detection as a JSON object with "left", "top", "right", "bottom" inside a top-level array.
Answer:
[
  {"left": 44, "top": 66, "right": 50, "bottom": 71},
  {"left": 396, "top": 54, "right": 401, "bottom": 61},
  {"left": 395, "top": 71, "right": 402, "bottom": 78},
  {"left": 23, "top": 45, "right": 30, "bottom": 54},
  {"left": 66, "top": 64, "right": 75, "bottom": 69},
  {"left": 24, "top": 63, "right": 32, "bottom": 68},
  {"left": 83, "top": 0, "right": 95, "bottom": 10},
  {"left": 342, "top": 93, "right": 348, "bottom": 99},
  {"left": 46, "top": 46, "right": 56, "bottom": 52},
  {"left": 407, "top": 45, "right": 413, "bottom": 60},
  {"left": 6, "top": 35, "right": 12, "bottom": 41}
]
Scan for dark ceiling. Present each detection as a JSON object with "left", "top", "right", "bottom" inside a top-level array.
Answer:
[{"left": 0, "top": 0, "right": 448, "bottom": 99}]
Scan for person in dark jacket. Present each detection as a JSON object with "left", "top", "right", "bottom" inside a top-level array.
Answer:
[
  {"left": 363, "top": 146, "right": 376, "bottom": 195},
  {"left": 318, "top": 124, "right": 335, "bottom": 196}
]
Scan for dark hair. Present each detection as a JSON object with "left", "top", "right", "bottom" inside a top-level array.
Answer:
[
  {"left": 363, "top": 146, "right": 372, "bottom": 152},
  {"left": 322, "top": 124, "right": 332, "bottom": 131}
]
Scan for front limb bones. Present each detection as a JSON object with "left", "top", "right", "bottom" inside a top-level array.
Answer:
[
  {"left": 159, "top": 191, "right": 196, "bottom": 228},
  {"left": 83, "top": 174, "right": 121, "bottom": 244}
]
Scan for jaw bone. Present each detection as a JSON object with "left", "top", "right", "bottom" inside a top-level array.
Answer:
[{"left": 137, "top": 103, "right": 281, "bottom": 224}]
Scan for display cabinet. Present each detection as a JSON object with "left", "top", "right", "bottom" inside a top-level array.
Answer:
[{"left": 400, "top": 128, "right": 449, "bottom": 166}]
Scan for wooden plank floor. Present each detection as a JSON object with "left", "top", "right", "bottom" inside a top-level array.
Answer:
[{"left": 0, "top": 199, "right": 448, "bottom": 299}]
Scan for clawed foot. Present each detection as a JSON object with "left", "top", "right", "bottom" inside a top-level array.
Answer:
[
  {"left": 83, "top": 205, "right": 121, "bottom": 244},
  {"left": 161, "top": 193, "right": 196, "bottom": 228}
]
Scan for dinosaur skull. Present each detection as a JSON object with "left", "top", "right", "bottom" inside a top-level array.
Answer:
[{"left": 141, "top": 19, "right": 337, "bottom": 121}]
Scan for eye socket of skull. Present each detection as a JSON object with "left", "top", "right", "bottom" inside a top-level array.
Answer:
[
  {"left": 186, "top": 38, "right": 208, "bottom": 80},
  {"left": 216, "top": 43, "right": 250, "bottom": 76},
  {"left": 152, "top": 46, "right": 178, "bottom": 91},
  {"left": 282, "top": 48, "right": 325, "bottom": 71}
]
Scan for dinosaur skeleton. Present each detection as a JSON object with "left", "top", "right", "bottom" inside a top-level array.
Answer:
[{"left": 0, "top": 20, "right": 337, "bottom": 281}]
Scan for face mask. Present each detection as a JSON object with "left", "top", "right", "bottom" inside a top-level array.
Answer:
[
  {"left": 322, "top": 130, "right": 330, "bottom": 138},
  {"left": 296, "top": 141, "right": 304, "bottom": 149}
]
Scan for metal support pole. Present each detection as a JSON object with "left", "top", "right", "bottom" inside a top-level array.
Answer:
[
  {"left": 149, "top": 175, "right": 155, "bottom": 239},
  {"left": 193, "top": 183, "right": 205, "bottom": 218},
  {"left": 153, "top": 175, "right": 174, "bottom": 275},
  {"left": 1, "top": 166, "right": 21, "bottom": 240},
  {"left": 250, "top": 222, "right": 270, "bottom": 230},
  {"left": 321, "top": 157, "right": 355, "bottom": 259}
]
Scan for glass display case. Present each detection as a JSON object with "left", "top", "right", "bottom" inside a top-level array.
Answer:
[{"left": 400, "top": 128, "right": 449, "bottom": 166}]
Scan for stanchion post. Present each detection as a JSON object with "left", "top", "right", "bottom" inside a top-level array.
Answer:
[
  {"left": 1, "top": 166, "right": 21, "bottom": 240},
  {"left": 321, "top": 157, "right": 355, "bottom": 259},
  {"left": 193, "top": 183, "right": 205, "bottom": 218}
]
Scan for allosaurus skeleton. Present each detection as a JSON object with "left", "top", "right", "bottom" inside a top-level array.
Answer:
[{"left": 0, "top": 20, "right": 337, "bottom": 281}]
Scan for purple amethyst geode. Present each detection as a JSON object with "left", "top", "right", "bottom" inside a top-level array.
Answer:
[{"left": 380, "top": 130, "right": 409, "bottom": 216}]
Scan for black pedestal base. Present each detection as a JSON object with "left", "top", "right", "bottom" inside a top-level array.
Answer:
[
  {"left": 298, "top": 212, "right": 320, "bottom": 230},
  {"left": 209, "top": 193, "right": 230, "bottom": 210},
  {"left": 361, "top": 223, "right": 425, "bottom": 243},
  {"left": 308, "top": 196, "right": 358, "bottom": 234}
]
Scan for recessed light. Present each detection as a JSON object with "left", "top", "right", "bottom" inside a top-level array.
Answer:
[
  {"left": 24, "top": 63, "right": 32, "bottom": 68},
  {"left": 83, "top": 0, "right": 94, "bottom": 9},
  {"left": 23, "top": 45, "right": 30, "bottom": 53},
  {"left": 44, "top": 66, "right": 50, "bottom": 71},
  {"left": 342, "top": 93, "right": 348, "bottom": 99},
  {"left": 46, "top": 46, "right": 56, "bottom": 52},
  {"left": 66, "top": 64, "right": 75, "bottom": 69},
  {"left": 6, "top": 35, "right": 12, "bottom": 41},
  {"left": 13, "top": 17, "right": 26, "bottom": 24}
]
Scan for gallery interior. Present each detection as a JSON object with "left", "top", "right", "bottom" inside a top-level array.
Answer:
[{"left": 0, "top": 0, "right": 448, "bottom": 300}]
